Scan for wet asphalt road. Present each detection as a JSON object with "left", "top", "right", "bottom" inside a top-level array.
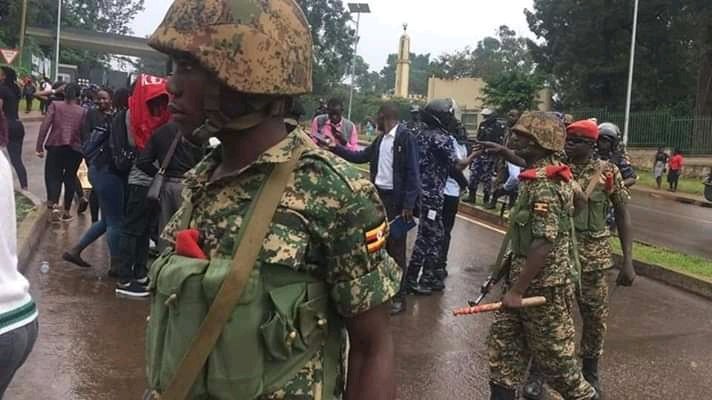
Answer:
[
  {"left": 6, "top": 212, "right": 712, "bottom": 399},
  {"left": 5, "top": 121, "right": 712, "bottom": 399}
]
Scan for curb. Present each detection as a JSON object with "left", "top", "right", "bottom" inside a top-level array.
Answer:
[
  {"left": 16, "top": 190, "right": 48, "bottom": 274},
  {"left": 457, "top": 200, "right": 712, "bottom": 302},
  {"left": 631, "top": 187, "right": 712, "bottom": 208}
]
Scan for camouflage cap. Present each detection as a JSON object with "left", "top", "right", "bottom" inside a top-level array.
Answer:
[
  {"left": 149, "top": 0, "right": 313, "bottom": 96},
  {"left": 512, "top": 111, "right": 566, "bottom": 152}
]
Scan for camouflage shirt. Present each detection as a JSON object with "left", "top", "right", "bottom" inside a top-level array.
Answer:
[
  {"left": 571, "top": 159, "right": 629, "bottom": 272},
  {"left": 163, "top": 129, "right": 401, "bottom": 399},
  {"left": 508, "top": 156, "right": 576, "bottom": 289}
]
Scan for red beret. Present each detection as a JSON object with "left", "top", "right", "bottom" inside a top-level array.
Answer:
[{"left": 566, "top": 120, "right": 599, "bottom": 140}]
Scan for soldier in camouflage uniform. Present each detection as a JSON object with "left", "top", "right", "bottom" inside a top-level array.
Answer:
[
  {"left": 145, "top": 1, "right": 401, "bottom": 399},
  {"left": 480, "top": 112, "right": 598, "bottom": 400},
  {"left": 405, "top": 99, "right": 476, "bottom": 294},
  {"left": 468, "top": 109, "right": 507, "bottom": 204}
]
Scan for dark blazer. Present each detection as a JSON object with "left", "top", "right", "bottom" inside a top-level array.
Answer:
[{"left": 332, "top": 124, "right": 421, "bottom": 213}]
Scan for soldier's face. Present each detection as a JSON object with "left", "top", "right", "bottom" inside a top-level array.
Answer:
[
  {"left": 168, "top": 57, "right": 210, "bottom": 133},
  {"left": 565, "top": 136, "right": 595, "bottom": 160},
  {"left": 598, "top": 138, "right": 614, "bottom": 156}
]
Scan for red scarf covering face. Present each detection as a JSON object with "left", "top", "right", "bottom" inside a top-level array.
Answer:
[
  {"left": 129, "top": 74, "right": 170, "bottom": 151},
  {"left": 519, "top": 164, "right": 574, "bottom": 182}
]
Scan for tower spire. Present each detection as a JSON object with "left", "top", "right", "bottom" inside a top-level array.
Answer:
[{"left": 394, "top": 24, "right": 411, "bottom": 98}]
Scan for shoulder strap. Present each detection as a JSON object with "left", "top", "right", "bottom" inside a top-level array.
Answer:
[
  {"left": 584, "top": 160, "right": 606, "bottom": 200},
  {"left": 158, "top": 132, "right": 182, "bottom": 175},
  {"left": 159, "top": 144, "right": 308, "bottom": 400}
]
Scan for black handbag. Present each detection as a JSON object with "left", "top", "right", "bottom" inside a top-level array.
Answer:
[{"left": 147, "top": 133, "right": 182, "bottom": 203}]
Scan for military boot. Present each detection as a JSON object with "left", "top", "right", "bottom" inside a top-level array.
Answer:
[
  {"left": 421, "top": 269, "right": 445, "bottom": 292},
  {"left": 582, "top": 357, "right": 602, "bottom": 397},
  {"left": 466, "top": 191, "right": 477, "bottom": 204},
  {"left": 489, "top": 382, "right": 516, "bottom": 400}
]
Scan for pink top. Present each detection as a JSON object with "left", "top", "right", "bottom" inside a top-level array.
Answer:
[
  {"left": 36, "top": 101, "right": 87, "bottom": 153},
  {"left": 310, "top": 116, "right": 359, "bottom": 150}
]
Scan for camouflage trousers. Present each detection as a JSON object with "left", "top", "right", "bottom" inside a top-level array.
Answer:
[
  {"left": 488, "top": 285, "right": 596, "bottom": 400},
  {"left": 469, "top": 155, "right": 497, "bottom": 199},
  {"left": 406, "top": 200, "right": 445, "bottom": 283},
  {"left": 577, "top": 270, "right": 610, "bottom": 359}
]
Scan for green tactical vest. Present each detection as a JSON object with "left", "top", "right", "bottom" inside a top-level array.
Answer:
[
  {"left": 574, "top": 162, "right": 611, "bottom": 239},
  {"left": 508, "top": 180, "right": 581, "bottom": 284},
  {"left": 145, "top": 217, "right": 343, "bottom": 399}
]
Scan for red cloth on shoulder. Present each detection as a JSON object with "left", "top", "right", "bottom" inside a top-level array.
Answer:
[
  {"left": 175, "top": 229, "right": 208, "bottom": 260},
  {"left": 519, "top": 165, "right": 574, "bottom": 183}
]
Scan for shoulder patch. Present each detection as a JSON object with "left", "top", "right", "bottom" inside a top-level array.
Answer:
[{"left": 533, "top": 202, "right": 550, "bottom": 215}]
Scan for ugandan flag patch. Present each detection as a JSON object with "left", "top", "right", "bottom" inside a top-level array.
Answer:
[
  {"left": 533, "top": 202, "right": 550, "bottom": 215},
  {"left": 365, "top": 221, "right": 387, "bottom": 253}
]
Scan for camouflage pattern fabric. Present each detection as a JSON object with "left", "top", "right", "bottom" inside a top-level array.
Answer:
[
  {"left": 162, "top": 129, "right": 401, "bottom": 399},
  {"left": 571, "top": 160, "right": 629, "bottom": 272},
  {"left": 468, "top": 154, "right": 497, "bottom": 199},
  {"left": 406, "top": 128, "right": 457, "bottom": 284},
  {"left": 488, "top": 285, "right": 596, "bottom": 399},
  {"left": 507, "top": 156, "right": 576, "bottom": 288},
  {"left": 512, "top": 112, "right": 567, "bottom": 152},
  {"left": 148, "top": 0, "right": 312, "bottom": 95},
  {"left": 577, "top": 270, "right": 610, "bottom": 359}
]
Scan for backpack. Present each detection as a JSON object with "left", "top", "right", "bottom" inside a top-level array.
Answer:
[{"left": 109, "top": 110, "right": 137, "bottom": 173}]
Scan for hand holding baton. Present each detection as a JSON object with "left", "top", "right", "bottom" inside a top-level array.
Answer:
[{"left": 453, "top": 296, "right": 547, "bottom": 316}]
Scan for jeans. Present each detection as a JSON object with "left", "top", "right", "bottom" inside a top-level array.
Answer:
[
  {"left": 76, "top": 166, "right": 126, "bottom": 256},
  {"left": 118, "top": 184, "right": 152, "bottom": 281},
  {"left": 44, "top": 146, "right": 83, "bottom": 210},
  {"left": 0, "top": 320, "right": 39, "bottom": 397},
  {"left": 7, "top": 120, "right": 28, "bottom": 189}
]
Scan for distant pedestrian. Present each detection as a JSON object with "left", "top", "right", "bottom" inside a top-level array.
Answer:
[
  {"left": 22, "top": 77, "right": 36, "bottom": 114},
  {"left": 36, "top": 83, "right": 87, "bottom": 222},
  {"left": 0, "top": 66, "right": 28, "bottom": 190},
  {"left": 668, "top": 149, "right": 684, "bottom": 192},
  {"left": 468, "top": 108, "right": 507, "bottom": 205},
  {"left": 653, "top": 146, "right": 669, "bottom": 190},
  {"left": 0, "top": 151, "right": 38, "bottom": 398},
  {"left": 39, "top": 77, "right": 52, "bottom": 114},
  {"left": 310, "top": 98, "right": 360, "bottom": 150}
]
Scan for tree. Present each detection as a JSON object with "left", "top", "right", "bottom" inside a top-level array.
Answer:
[
  {"left": 482, "top": 71, "right": 543, "bottom": 113},
  {"left": 526, "top": 0, "right": 699, "bottom": 112},
  {"left": 431, "top": 25, "right": 532, "bottom": 81},
  {"left": 297, "top": 0, "right": 355, "bottom": 94}
]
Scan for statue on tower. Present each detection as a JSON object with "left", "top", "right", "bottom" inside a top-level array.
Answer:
[{"left": 395, "top": 23, "right": 411, "bottom": 98}]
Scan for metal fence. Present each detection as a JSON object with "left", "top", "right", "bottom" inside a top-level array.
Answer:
[{"left": 570, "top": 110, "right": 712, "bottom": 154}]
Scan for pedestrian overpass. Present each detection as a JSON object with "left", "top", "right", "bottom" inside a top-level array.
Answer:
[{"left": 26, "top": 26, "right": 167, "bottom": 61}]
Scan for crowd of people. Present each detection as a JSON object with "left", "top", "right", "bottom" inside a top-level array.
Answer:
[{"left": 0, "top": 0, "right": 698, "bottom": 399}]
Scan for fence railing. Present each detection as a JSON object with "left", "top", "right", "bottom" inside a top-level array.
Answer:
[{"left": 570, "top": 110, "right": 712, "bottom": 154}]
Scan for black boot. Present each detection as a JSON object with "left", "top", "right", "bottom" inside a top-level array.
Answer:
[
  {"left": 489, "top": 382, "right": 516, "bottom": 400},
  {"left": 466, "top": 191, "right": 477, "bottom": 204},
  {"left": 421, "top": 270, "right": 445, "bottom": 292},
  {"left": 582, "top": 357, "right": 601, "bottom": 397},
  {"left": 405, "top": 277, "right": 432, "bottom": 296}
]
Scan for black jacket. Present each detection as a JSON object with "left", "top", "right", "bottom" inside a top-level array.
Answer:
[{"left": 332, "top": 124, "right": 421, "bottom": 213}]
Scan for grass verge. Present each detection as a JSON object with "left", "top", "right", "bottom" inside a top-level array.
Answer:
[
  {"left": 15, "top": 191, "right": 36, "bottom": 226},
  {"left": 611, "top": 239, "right": 712, "bottom": 282},
  {"left": 634, "top": 168, "right": 705, "bottom": 196}
]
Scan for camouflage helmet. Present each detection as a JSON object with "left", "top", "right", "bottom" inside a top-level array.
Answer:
[
  {"left": 512, "top": 111, "right": 566, "bottom": 152},
  {"left": 148, "top": 0, "right": 313, "bottom": 96}
]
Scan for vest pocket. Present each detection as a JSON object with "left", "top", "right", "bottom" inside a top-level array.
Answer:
[
  {"left": 146, "top": 255, "right": 210, "bottom": 397},
  {"left": 588, "top": 191, "right": 609, "bottom": 233},
  {"left": 511, "top": 209, "right": 533, "bottom": 256}
]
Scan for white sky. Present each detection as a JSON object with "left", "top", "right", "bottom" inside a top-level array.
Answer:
[{"left": 130, "top": 0, "right": 535, "bottom": 71}]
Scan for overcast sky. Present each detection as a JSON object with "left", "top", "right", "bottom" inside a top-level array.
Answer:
[{"left": 130, "top": 0, "right": 535, "bottom": 71}]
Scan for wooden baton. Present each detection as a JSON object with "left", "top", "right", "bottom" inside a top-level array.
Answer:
[{"left": 453, "top": 296, "right": 547, "bottom": 316}]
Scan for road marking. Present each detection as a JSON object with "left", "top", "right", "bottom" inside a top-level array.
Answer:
[
  {"left": 629, "top": 203, "right": 712, "bottom": 225},
  {"left": 456, "top": 214, "right": 507, "bottom": 235}
]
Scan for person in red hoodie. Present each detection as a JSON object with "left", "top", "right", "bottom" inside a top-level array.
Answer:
[
  {"left": 667, "top": 148, "right": 684, "bottom": 192},
  {"left": 115, "top": 74, "right": 170, "bottom": 297}
]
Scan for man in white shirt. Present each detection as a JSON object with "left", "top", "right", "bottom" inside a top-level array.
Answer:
[
  {"left": 438, "top": 132, "right": 469, "bottom": 280},
  {"left": 327, "top": 102, "right": 421, "bottom": 314},
  {"left": 0, "top": 152, "right": 38, "bottom": 397}
]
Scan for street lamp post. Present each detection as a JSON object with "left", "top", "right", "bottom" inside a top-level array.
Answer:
[
  {"left": 623, "top": 0, "right": 640, "bottom": 147},
  {"left": 347, "top": 3, "right": 370, "bottom": 121},
  {"left": 18, "top": 0, "right": 28, "bottom": 68},
  {"left": 54, "top": 0, "right": 63, "bottom": 80}
]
